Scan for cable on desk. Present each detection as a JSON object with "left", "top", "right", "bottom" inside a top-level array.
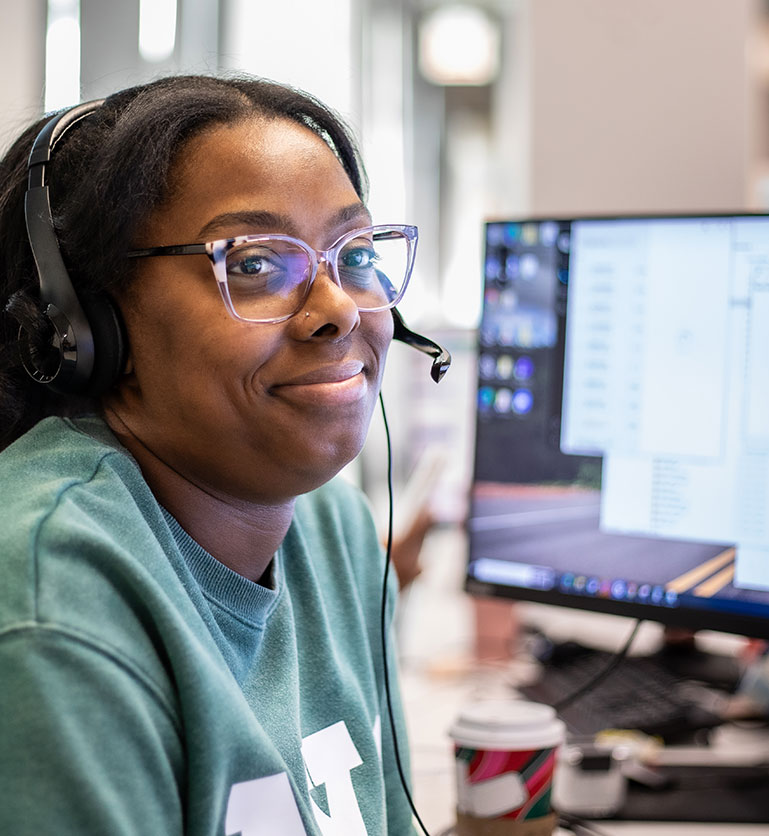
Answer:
[
  {"left": 558, "top": 813, "right": 617, "bottom": 835},
  {"left": 553, "top": 619, "right": 643, "bottom": 712}
]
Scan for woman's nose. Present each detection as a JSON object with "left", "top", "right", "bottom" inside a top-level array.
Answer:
[{"left": 297, "top": 261, "right": 360, "bottom": 339}]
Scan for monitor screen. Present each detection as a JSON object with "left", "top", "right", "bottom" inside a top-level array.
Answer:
[{"left": 466, "top": 214, "right": 769, "bottom": 640}]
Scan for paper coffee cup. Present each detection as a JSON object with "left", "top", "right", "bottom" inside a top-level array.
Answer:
[{"left": 449, "top": 700, "right": 565, "bottom": 836}]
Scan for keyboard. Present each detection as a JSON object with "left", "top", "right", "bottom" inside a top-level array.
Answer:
[{"left": 518, "top": 643, "right": 726, "bottom": 742}]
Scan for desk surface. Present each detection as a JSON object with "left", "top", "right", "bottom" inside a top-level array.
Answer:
[{"left": 396, "top": 527, "right": 769, "bottom": 835}]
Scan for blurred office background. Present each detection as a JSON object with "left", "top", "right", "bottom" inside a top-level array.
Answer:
[{"left": 3, "top": 0, "right": 769, "bottom": 555}]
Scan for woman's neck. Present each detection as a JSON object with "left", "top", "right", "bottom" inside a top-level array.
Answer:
[{"left": 104, "top": 409, "right": 295, "bottom": 584}]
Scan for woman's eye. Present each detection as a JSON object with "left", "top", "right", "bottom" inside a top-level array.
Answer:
[
  {"left": 228, "top": 247, "right": 278, "bottom": 276},
  {"left": 228, "top": 256, "right": 265, "bottom": 276},
  {"left": 227, "top": 246, "right": 299, "bottom": 290},
  {"left": 235, "top": 256, "right": 265, "bottom": 274},
  {"left": 225, "top": 244, "right": 312, "bottom": 302},
  {"left": 341, "top": 246, "right": 378, "bottom": 270}
]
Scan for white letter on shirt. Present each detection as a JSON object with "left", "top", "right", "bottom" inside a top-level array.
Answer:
[
  {"left": 225, "top": 773, "right": 306, "bottom": 836},
  {"left": 302, "top": 721, "right": 367, "bottom": 835}
]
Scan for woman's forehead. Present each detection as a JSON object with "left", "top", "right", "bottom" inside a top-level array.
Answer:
[
  {"left": 148, "top": 117, "right": 363, "bottom": 242},
  {"left": 177, "top": 116, "right": 348, "bottom": 188}
]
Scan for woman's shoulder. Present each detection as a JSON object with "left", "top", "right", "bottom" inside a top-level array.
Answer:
[
  {"left": 296, "top": 475, "right": 377, "bottom": 534},
  {"left": 1, "top": 415, "right": 146, "bottom": 523},
  {"left": 0, "top": 414, "right": 160, "bottom": 561},
  {"left": 290, "top": 476, "right": 384, "bottom": 585},
  {"left": 0, "top": 416, "right": 195, "bottom": 680},
  {"left": 308, "top": 472, "right": 368, "bottom": 501},
  {"left": 1, "top": 414, "right": 137, "bottom": 480}
]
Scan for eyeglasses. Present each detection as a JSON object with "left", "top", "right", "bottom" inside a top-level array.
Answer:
[{"left": 126, "top": 224, "right": 418, "bottom": 324}]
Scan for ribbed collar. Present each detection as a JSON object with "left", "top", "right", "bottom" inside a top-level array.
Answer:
[{"left": 160, "top": 505, "right": 284, "bottom": 629}]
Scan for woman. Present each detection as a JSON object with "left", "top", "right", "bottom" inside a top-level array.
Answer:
[{"left": 0, "top": 74, "right": 419, "bottom": 834}]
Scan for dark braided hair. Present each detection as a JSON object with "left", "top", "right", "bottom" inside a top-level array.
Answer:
[{"left": 0, "top": 74, "right": 368, "bottom": 449}]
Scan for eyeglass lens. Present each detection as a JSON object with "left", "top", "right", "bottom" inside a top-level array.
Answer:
[{"left": 224, "top": 229, "right": 409, "bottom": 321}]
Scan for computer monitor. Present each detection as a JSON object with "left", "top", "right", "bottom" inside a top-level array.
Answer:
[{"left": 466, "top": 214, "right": 769, "bottom": 641}]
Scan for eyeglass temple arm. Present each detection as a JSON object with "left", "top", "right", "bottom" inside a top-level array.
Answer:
[{"left": 391, "top": 308, "right": 451, "bottom": 383}]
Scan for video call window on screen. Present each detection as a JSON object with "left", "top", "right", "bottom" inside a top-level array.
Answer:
[{"left": 467, "top": 215, "right": 769, "bottom": 640}]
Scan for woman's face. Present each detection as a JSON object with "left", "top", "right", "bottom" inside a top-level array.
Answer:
[{"left": 107, "top": 116, "right": 392, "bottom": 504}]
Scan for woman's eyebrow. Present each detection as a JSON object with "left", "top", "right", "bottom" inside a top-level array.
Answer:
[
  {"left": 197, "top": 210, "right": 292, "bottom": 240},
  {"left": 196, "top": 203, "right": 372, "bottom": 241},
  {"left": 334, "top": 203, "right": 372, "bottom": 227}
]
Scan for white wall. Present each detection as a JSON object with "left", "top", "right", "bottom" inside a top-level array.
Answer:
[
  {"left": 0, "top": 0, "right": 46, "bottom": 152},
  {"left": 220, "top": 0, "right": 359, "bottom": 123},
  {"left": 524, "top": 0, "right": 754, "bottom": 215},
  {"left": 81, "top": 0, "right": 221, "bottom": 101}
]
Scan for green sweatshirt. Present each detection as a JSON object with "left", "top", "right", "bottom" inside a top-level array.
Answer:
[{"left": 0, "top": 416, "right": 414, "bottom": 835}]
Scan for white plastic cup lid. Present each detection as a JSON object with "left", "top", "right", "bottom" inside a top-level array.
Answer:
[{"left": 449, "top": 699, "right": 566, "bottom": 751}]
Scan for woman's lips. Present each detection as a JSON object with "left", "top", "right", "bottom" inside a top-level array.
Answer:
[{"left": 271, "top": 362, "right": 368, "bottom": 405}]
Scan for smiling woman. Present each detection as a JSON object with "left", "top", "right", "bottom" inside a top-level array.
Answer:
[
  {"left": 0, "top": 75, "right": 417, "bottom": 835},
  {"left": 105, "top": 117, "right": 393, "bottom": 577}
]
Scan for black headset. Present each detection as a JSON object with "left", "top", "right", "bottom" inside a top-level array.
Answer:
[
  {"left": 23, "top": 98, "right": 126, "bottom": 395},
  {"left": 21, "top": 100, "right": 450, "bottom": 395}
]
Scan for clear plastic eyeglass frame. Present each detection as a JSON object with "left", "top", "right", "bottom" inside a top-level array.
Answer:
[{"left": 126, "top": 223, "right": 418, "bottom": 324}]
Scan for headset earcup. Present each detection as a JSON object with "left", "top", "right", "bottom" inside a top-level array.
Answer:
[
  {"left": 6, "top": 290, "right": 61, "bottom": 383},
  {"left": 79, "top": 294, "right": 127, "bottom": 395}
]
